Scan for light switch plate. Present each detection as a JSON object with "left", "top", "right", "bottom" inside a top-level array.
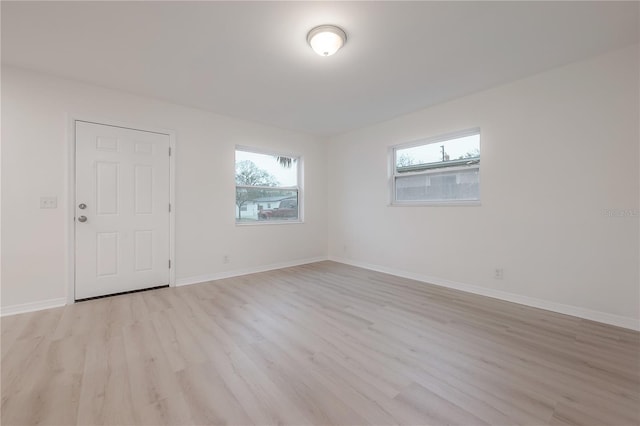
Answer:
[{"left": 40, "top": 196, "right": 58, "bottom": 209}]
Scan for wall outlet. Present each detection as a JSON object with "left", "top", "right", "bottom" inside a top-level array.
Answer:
[
  {"left": 494, "top": 268, "right": 504, "bottom": 280},
  {"left": 223, "top": 255, "right": 230, "bottom": 264},
  {"left": 40, "top": 196, "right": 58, "bottom": 209}
]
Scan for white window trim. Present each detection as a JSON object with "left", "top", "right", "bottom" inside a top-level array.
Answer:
[
  {"left": 235, "top": 146, "right": 304, "bottom": 225},
  {"left": 389, "top": 128, "right": 481, "bottom": 206}
]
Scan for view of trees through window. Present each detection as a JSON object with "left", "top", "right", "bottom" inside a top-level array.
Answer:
[{"left": 235, "top": 149, "right": 300, "bottom": 222}]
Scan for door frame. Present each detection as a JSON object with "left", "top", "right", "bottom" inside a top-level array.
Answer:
[{"left": 66, "top": 115, "right": 176, "bottom": 304}]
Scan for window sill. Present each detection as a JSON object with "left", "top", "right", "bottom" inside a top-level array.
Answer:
[
  {"left": 389, "top": 201, "right": 481, "bottom": 207},
  {"left": 236, "top": 220, "right": 304, "bottom": 226}
]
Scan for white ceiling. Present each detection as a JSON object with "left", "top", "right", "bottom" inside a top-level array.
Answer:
[{"left": 2, "top": 1, "right": 638, "bottom": 136}]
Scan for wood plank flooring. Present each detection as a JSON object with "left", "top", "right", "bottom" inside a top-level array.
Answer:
[{"left": 2, "top": 261, "right": 639, "bottom": 425}]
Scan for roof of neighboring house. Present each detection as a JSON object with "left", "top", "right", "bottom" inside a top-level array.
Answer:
[
  {"left": 397, "top": 157, "right": 480, "bottom": 173},
  {"left": 250, "top": 195, "right": 296, "bottom": 203}
]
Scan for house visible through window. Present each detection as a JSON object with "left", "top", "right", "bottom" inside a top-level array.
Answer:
[
  {"left": 235, "top": 148, "right": 301, "bottom": 223},
  {"left": 391, "top": 129, "right": 480, "bottom": 204}
]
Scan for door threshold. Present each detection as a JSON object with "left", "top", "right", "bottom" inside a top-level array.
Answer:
[{"left": 75, "top": 284, "right": 169, "bottom": 302}]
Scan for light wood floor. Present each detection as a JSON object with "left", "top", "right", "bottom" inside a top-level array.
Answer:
[{"left": 2, "top": 261, "right": 639, "bottom": 426}]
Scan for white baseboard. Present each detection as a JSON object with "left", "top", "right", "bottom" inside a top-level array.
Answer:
[
  {"left": 329, "top": 256, "right": 640, "bottom": 331},
  {"left": 175, "top": 256, "right": 329, "bottom": 287},
  {"left": 1, "top": 297, "right": 67, "bottom": 317}
]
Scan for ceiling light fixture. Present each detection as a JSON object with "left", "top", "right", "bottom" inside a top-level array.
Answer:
[{"left": 307, "top": 25, "right": 347, "bottom": 57}]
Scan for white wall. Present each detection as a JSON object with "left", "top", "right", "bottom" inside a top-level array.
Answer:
[
  {"left": 327, "top": 45, "right": 640, "bottom": 328},
  {"left": 1, "top": 66, "right": 327, "bottom": 310},
  {"left": 3, "top": 45, "right": 638, "bottom": 329}
]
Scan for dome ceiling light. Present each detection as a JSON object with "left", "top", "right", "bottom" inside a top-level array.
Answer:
[{"left": 307, "top": 25, "right": 347, "bottom": 57}]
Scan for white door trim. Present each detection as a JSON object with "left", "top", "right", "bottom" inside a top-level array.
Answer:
[{"left": 66, "top": 114, "right": 176, "bottom": 304}]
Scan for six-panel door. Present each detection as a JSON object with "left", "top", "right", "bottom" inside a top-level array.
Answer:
[{"left": 75, "top": 121, "right": 170, "bottom": 299}]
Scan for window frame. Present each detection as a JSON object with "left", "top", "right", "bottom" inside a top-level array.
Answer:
[
  {"left": 389, "top": 128, "right": 481, "bottom": 206},
  {"left": 235, "top": 145, "right": 304, "bottom": 225}
]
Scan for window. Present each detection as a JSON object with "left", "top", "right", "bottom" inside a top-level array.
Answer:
[
  {"left": 391, "top": 128, "right": 480, "bottom": 204},
  {"left": 235, "top": 147, "right": 301, "bottom": 223}
]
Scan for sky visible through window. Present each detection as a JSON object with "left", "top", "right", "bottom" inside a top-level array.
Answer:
[
  {"left": 236, "top": 150, "right": 298, "bottom": 187},
  {"left": 396, "top": 134, "right": 480, "bottom": 167}
]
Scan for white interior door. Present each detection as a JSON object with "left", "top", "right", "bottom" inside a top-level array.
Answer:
[{"left": 75, "top": 121, "right": 171, "bottom": 300}]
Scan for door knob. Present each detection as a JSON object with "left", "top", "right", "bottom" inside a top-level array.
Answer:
[{"left": 78, "top": 216, "right": 88, "bottom": 223}]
